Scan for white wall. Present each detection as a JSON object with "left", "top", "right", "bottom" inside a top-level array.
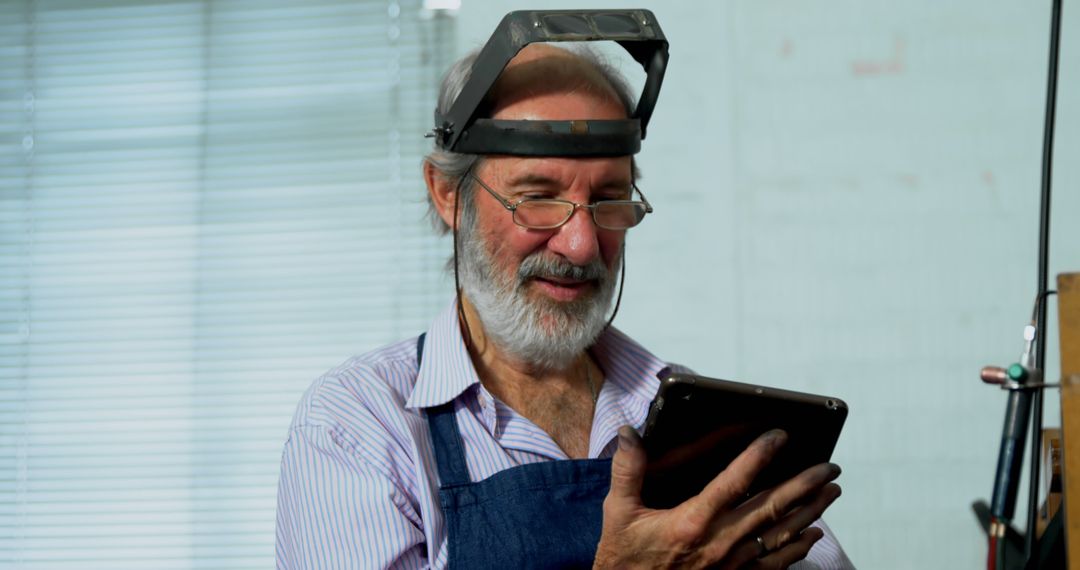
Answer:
[{"left": 455, "top": 2, "right": 1080, "bottom": 568}]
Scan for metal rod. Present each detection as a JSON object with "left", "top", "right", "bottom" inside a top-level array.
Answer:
[{"left": 1024, "top": 0, "right": 1062, "bottom": 563}]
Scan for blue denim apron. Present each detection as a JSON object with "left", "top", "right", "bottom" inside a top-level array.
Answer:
[{"left": 418, "top": 333, "right": 612, "bottom": 569}]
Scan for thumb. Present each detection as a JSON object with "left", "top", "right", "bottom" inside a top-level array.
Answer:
[{"left": 608, "top": 425, "right": 647, "bottom": 505}]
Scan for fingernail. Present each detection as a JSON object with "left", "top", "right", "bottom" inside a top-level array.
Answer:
[
  {"left": 813, "top": 463, "right": 839, "bottom": 482},
  {"left": 618, "top": 426, "right": 638, "bottom": 451},
  {"left": 764, "top": 429, "right": 787, "bottom": 449}
]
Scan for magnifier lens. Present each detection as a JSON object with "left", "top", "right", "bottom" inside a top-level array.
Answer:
[
  {"left": 542, "top": 14, "right": 592, "bottom": 35},
  {"left": 592, "top": 14, "right": 641, "bottom": 35}
]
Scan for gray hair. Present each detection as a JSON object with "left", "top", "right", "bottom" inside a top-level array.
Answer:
[{"left": 423, "top": 45, "right": 641, "bottom": 234}]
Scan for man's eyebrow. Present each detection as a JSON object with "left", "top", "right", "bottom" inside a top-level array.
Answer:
[{"left": 505, "top": 173, "right": 562, "bottom": 188}]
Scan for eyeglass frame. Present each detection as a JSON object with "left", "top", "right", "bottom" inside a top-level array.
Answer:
[{"left": 468, "top": 173, "right": 654, "bottom": 230}]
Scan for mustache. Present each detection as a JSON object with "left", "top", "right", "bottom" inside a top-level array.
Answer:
[{"left": 517, "top": 253, "right": 609, "bottom": 285}]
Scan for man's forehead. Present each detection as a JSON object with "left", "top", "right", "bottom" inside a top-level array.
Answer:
[{"left": 482, "top": 155, "right": 633, "bottom": 188}]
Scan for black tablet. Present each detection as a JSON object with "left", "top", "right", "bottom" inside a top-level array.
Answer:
[{"left": 641, "top": 373, "right": 848, "bottom": 509}]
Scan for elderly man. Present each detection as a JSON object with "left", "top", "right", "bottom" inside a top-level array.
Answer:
[{"left": 277, "top": 11, "right": 852, "bottom": 569}]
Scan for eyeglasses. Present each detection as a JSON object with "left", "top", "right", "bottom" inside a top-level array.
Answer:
[{"left": 470, "top": 174, "right": 654, "bottom": 230}]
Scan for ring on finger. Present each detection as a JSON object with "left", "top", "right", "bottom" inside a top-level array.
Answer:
[{"left": 755, "top": 535, "right": 769, "bottom": 558}]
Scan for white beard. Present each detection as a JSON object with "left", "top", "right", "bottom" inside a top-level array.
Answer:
[{"left": 457, "top": 217, "right": 620, "bottom": 372}]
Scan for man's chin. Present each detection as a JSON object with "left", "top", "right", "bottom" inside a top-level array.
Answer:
[
  {"left": 525, "top": 293, "right": 606, "bottom": 338},
  {"left": 466, "top": 284, "right": 611, "bottom": 369}
]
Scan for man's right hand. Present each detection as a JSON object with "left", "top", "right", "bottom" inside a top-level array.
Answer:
[{"left": 593, "top": 427, "right": 842, "bottom": 569}]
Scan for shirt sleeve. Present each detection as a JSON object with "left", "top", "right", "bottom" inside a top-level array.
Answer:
[
  {"left": 275, "top": 424, "right": 428, "bottom": 570},
  {"left": 789, "top": 519, "right": 856, "bottom": 570}
]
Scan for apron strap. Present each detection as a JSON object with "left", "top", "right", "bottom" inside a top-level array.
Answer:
[{"left": 418, "top": 332, "right": 472, "bottom": 488}]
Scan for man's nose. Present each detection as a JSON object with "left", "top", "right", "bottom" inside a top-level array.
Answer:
[{"left": 547, "top": 206, "right": 600, "bottom": 266}]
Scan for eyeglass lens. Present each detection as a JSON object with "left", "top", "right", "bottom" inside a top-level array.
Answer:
[{"left": 515, "top": 200, "right": 647, "bottom": 229}]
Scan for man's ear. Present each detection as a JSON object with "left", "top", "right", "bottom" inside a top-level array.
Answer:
[{"left": 424, "top": 161, "right": 459, "bottom": 230}]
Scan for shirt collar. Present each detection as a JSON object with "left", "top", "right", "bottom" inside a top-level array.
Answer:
[
  {"left": 405, "top": 299, "right": 481, "bottom": 410},
  {"left": 589, "top": 325, "right": 671, "bottom": 428}
]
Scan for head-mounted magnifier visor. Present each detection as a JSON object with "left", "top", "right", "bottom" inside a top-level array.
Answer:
[{"left": 430, "top": 9, "right": 669, "bottom": 157}]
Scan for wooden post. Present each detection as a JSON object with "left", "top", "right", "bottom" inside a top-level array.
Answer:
[{"left": 1058, "top": 272, "right": 1080, "bottom": 569}]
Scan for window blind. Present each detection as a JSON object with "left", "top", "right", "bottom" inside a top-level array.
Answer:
[{"left": 0, "top": 1, "right": 455, "bottom": 567}]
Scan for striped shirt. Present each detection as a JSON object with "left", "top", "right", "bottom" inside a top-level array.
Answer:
[{"left": 275, "top": 301, "right": 855, "bottom": 569}]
